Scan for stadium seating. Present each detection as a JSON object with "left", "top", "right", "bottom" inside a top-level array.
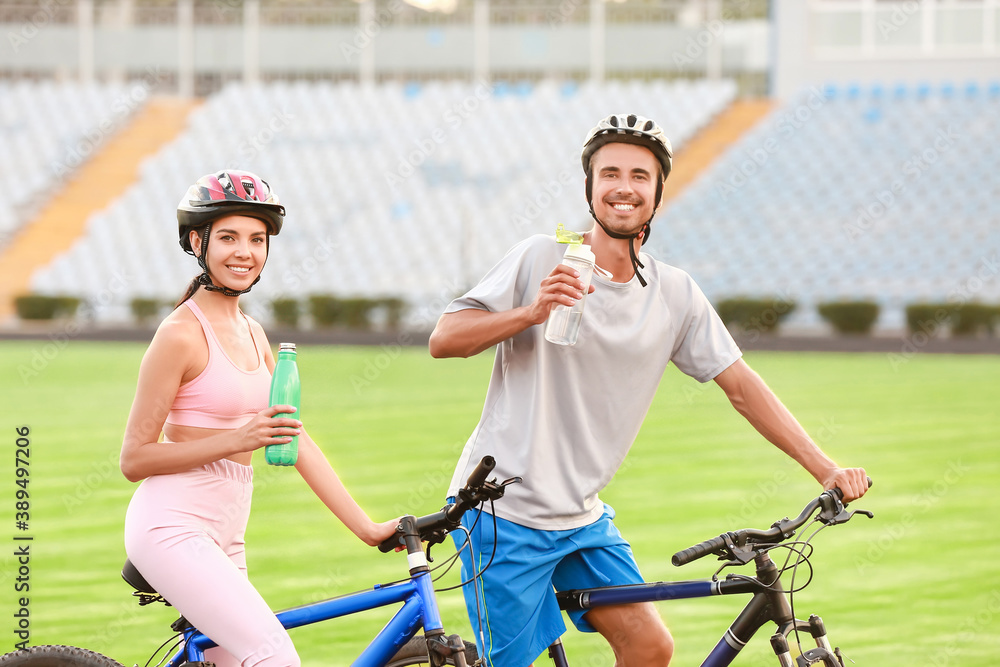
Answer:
[
  {"left": 0, "top": 80, "right": 146, "bottom": 241},
  {"left": 28, "top": 78, "right": 737, "bottom": 324},
  {"left": 25, "top": 78, "right": 999, "bottom": 332},
  {"left": 643, "top": 80, "right": 1000, "bottom": 331}
]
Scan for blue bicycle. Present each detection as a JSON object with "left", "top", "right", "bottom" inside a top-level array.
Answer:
[{"left": 0, "top": 456, "right": 512, "bottom": 667}]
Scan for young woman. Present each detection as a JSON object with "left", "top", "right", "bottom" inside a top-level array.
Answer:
[{"left": 121, "top": 170, "right": 397, "bottom": 667}]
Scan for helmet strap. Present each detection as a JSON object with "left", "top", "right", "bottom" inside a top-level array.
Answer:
[
  {"left": 193, "top": 225, "right": 267, "bottom": 298},
  {"left": 585, "top": 177, "right": 663, "bottom": 288}
]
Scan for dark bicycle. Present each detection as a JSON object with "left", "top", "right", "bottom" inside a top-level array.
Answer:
[{"left": 545, "top": 482, "right": 874, "bottom": 666}]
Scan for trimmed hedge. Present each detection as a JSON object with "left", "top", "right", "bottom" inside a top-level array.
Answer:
[
  {"left": 378, "top": 297, "right": 407, "bottom": 331},
  {"left": 308, "top": 295, "right": 343, "bottom": 327},
  {"left": 716, "top": 297, "right": 796, "bottom": 336},
  {"left": 14, "top": 294, "right": 81, "bottom": 321},
  {"left": 340, "top": 298, "right": 376, "bottom": 330},
  {"left": 904, "top": 303, "right": 951, "bottom": 337},
  {"left": 305, "top": 296, "right": 407, "bottom": 330},
  {"left": 950, "top": 303, "right": 999, "bottom": 337},
  {"left": 271, "top": 298, "right": 301, "bottom": 329},
  {"left": 905, "top": 302, "right": 1000, "bottom": 337},
  {"left": 818, "top": 300, "right": 880, "bottom": 335},
  {"left": 130, "top": 297, "right": 170, "bottom": 326}
]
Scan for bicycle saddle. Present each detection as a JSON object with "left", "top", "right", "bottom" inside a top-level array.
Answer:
[
  {"left": 122, "top": 559, "right": 157, "bottom": 594},
  {"left": 122, "top": 558, "right": 174, "bottom": 608}
]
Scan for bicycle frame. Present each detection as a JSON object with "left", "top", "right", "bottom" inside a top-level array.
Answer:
[
  {"left": 556, "top": 553, "right": 837, "bottom": 667},
  {"left": 167, "top": 517, "right": 448, "bottom": 667}
]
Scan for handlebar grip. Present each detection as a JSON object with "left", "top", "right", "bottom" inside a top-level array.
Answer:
[
  {"left": 672, "top": 534, "right": 729, "bottom": 567},
  {"left": 466, "top": 455, "right": 496, "bottom": 489},
  {"left": 830, "top": 476, "right": 873, "bottom": 500},
  {"left": 378, "top": 457, "right": 498, "bottom": 554},
  {"left": 379, "top": 531, "right": 403, "bottom": 553}
]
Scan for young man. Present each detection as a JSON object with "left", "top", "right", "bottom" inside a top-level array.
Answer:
[{"left": 429, "top": 114, "right": 868, "bottom": 667}]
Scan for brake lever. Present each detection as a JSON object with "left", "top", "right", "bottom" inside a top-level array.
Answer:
[
  {"left": 825, "top": 507, "right": 874, "bottom": 526},
  {"left": 477, "top": 476, "right": 522, "bottom": 503},
  {"left": 817, "top": 490, "right": 874, "bottom": 526}
]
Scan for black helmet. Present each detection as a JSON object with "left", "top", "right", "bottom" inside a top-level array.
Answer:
[
  {"left": 176, "top": 170, "right": 285, "bottom": 297},
  {"left": 580, "top": 114, "right": 673, "bottom": 288}
]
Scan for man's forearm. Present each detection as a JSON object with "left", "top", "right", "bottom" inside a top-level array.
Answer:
[
  {"left": 429, "top": 307, "right": 539, "bottom": 358},
  {"left": 715, "top": 359, "right": 839, "bottom": 484}
]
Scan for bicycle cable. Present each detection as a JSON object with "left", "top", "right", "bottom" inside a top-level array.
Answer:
[
  {"left": 432, "top": 501, "right": 487, "bottom": 590},
  {"left": 144, "top": 634, "right": 182, "bottom": 667},
  {"left": 433, "top": 498, "right": 500, "bottom": 593},
  {"left": 786, "top": 518, "right": 833, "bottom": 655}
]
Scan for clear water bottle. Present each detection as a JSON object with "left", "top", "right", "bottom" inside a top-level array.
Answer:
[
  {"left": 545, "top": 244, "right": 596, "bottom": 346},
  {"left": 266, "top": 342, "right": 300, "bottom": 466}
]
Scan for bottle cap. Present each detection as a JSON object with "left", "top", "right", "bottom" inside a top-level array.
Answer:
[
  {"left": 555, "top": 223, "right": 585, "bottom": 246},
  {"left": 279, "top": 342, "right": 296, "bottom": 352},
  {"left": 563, "top": 243, "right": 595, "bottom": 265}
]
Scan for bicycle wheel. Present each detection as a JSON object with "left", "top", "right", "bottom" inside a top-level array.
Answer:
[
  {"left": 0, "top": 646, "right": 124, "bottom": 667},
  {"left": 386, "top": 635, "right": 478, "bottom": 667}
]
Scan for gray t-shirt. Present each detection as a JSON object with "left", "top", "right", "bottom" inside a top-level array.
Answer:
[{"left": 445, "top": 233, "right": 742, "bottom": 530}]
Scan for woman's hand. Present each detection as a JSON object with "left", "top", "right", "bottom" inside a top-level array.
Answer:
[
  {"left": 363, "top": 517, "right": 403, "bottom": 548},
  {"left": 234, "top": 405, "right": 302, "bottom": 452}
]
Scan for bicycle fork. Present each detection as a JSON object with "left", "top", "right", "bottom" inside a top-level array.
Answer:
[
  {"left": 705, "top": 554, "right": 844, "bottom": 667},
  {"left": 770, "top": 615, "right": 843, "bottom": 667}
]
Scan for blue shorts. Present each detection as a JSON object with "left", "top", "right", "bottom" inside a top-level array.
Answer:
[{"left": 451, "top": 503, "right": 645, "bottom": 667}]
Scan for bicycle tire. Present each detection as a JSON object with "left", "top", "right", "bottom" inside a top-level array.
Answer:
[
  {"left": 0, "top": 646, "right": 124, "bottom": 667},
  {"left": 386, "top": 636, "right": 478, "bottom": 667}
]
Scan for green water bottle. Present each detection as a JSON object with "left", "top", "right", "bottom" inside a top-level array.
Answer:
[{"left": 266, "top": 342, "right": 300, "bottom": 466}]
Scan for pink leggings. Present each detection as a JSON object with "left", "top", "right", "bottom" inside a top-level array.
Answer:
[{"left": 124, "top": 459, "right": 300, "bottom": 667}]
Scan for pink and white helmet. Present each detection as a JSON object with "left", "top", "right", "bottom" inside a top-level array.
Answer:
[{"left": 177, "top": 170, "right": 284, "bottom": 254}]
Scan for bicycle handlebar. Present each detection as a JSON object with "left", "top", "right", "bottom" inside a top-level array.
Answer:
[
  {"left": 671, "top": 478, "right": 872, "bottom": 567},
  {"left": 379, "top": 456, "right": 506, "bottom": 553}
]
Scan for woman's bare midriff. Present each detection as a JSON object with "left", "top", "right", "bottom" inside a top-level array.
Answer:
[{"left": 163, "top": 422, "right": 254, "bottom": 467}]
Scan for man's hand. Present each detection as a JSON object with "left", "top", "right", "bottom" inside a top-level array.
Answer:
[
  {"left": 822, "top": 467, "right": 869, "bottom": 502},
  {"left": 526, "top": 263, "right": 596, "bottom": 325}
]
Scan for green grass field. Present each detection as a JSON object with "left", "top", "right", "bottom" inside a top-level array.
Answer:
[{"left": 1, "top": 340, "right": 998, "bottom": 666}]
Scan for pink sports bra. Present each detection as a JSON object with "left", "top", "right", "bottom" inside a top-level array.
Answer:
[{"left": 165, "top": 300, "right": 272, "bottom": 430}]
